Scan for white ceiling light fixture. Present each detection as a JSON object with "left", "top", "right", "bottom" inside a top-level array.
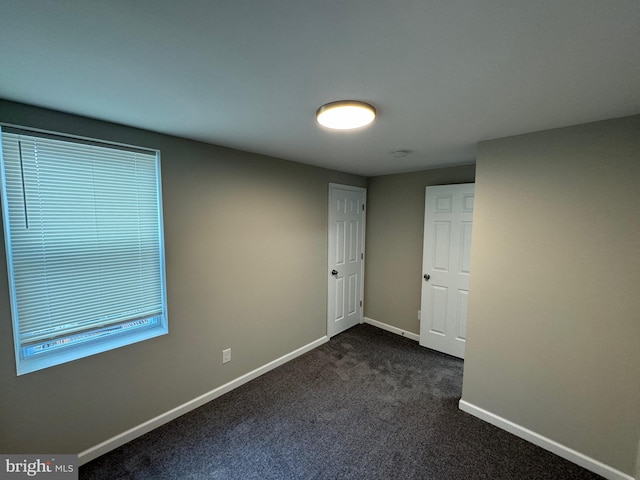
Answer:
[{"left": 316, "top": 100, "right": 376, "bottom": 130}]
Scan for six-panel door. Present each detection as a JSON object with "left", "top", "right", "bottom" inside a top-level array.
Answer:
[
  {"left": 419, "top": 183, "right": 474, "bottom": 359},
  {"left": 328, "top": 184, "right": 365, "bottom": 337}
]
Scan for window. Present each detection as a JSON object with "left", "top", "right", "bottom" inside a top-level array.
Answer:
[{"left": 0, "top": 126, "right": 168, "bottom": 375}]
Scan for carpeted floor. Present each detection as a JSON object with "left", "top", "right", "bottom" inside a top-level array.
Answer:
[{"left": 80, "top": 324, "right": 603, "bottom": 479}]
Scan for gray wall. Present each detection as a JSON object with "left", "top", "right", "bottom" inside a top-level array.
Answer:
[
  {"left": 461, "top": 115, "right": 640, "bottom": 476},
  {"left": 0, "top": 100, "right": 366, "bottom": 453},
  {"left": 364, "top": 165, "right": 476, "bottom": 334}
]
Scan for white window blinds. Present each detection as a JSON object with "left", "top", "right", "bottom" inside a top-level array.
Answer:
[{"left": 0, "top": 127, "right": 168, "bottom": 375}]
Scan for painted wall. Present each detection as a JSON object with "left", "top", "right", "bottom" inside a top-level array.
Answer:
[
  {"left": 0, "top": 100, "right": 366, "bottom": 454},
  {"left": 364, "top": 165, "right": 476, "bottom": 334},
  {"left": 461, "top": 115, "right": 640, "bottom": 476}
]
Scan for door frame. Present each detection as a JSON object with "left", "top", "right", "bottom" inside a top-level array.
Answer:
[{"left": 327, "top": 183, "right": 367, "bottom": 337}]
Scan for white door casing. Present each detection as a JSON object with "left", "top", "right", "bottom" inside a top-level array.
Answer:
[
  {"left": 420, "top": 183, "right": 475, "bottom": 359},
  {"left": 327, "top": 184, "right": 366, "bottom": 338}
]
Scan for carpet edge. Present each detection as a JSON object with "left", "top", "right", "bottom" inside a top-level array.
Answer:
[
  {"left": 458, "top": 399, "right": 634, "bottom": 480},
  {"left": 363, "top": 316, "right": 420, "bottom": 342},
  {"left": 77, "top": 335, "right": 329, "bottom": 466}
]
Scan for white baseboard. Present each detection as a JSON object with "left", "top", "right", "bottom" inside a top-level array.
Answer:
[
  {"left": 363, "top": 317, "right": 420, "bottom": 342},
  {"left": 78, "top": 335, "right": 329, "bottom": 465},
  {"left": 636, "top": 439, "right": 640, "bottom": 480},
  {"left": 459, "top": 400, "right": 634, "bottom": 480}
]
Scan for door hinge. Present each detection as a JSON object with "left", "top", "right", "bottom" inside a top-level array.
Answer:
[
  {"left": 361, "top": 253, "right": 364, "bottom": 260},
  {"left": 360, "top": 300, "right": 362, "bottom": 307},
  {"left": 362, "top": 204, "right": 365, "bottom": 211}
]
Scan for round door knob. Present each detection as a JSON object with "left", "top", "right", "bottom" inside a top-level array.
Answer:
[
  {"left": 423, "top": 274, "right": 430, "bottom": 281},
  {"left": 331, "top": 270, "right": 338, "bottom": 276}
]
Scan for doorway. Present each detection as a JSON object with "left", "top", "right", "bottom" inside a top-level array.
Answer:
[
  {"left": 419, "top": 183, "right": 475, "bottom": 358},
  {"left": 327, "top": 183, "right": 366, "bottom": 337}
]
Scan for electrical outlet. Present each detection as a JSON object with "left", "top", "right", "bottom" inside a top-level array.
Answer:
[{"left": 222, "top": 348, "right": 231, "bottom": 364}]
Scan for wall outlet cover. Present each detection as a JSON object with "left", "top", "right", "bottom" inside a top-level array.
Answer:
[{"left": 222, "top": 348, "right": 231, "bottom": 364}]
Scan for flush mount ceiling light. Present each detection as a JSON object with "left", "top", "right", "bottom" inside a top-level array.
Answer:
[{"left": 316, "top": 101, "right": 376, "bottom": 130}]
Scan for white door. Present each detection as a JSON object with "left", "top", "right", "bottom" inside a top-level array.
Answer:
[
  {"left": 419, "top": 183, "right": 474, "bottom": 358},
  {"left": 328, "top": 184, "right": 366, "bottom": 337}
]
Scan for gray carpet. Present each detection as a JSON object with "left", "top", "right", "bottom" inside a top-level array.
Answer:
[{"left": 80, "top": 324, "right": 603, "bottom": 479}]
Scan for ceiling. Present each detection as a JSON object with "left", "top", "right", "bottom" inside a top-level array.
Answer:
[{"left": 1, "top": 1, "right": 639, "bottom": 177}]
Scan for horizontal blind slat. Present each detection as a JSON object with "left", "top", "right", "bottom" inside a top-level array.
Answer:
[{"left": 1, "top": 130, "right": 166, "bottom": 348}]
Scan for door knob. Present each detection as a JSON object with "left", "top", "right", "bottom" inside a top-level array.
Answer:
[
  {"left": 423, "top": 274, "right": 430, "bottom": 281},
  {"left": 331, "top": 270, "right": 338, "bottom": 276}
]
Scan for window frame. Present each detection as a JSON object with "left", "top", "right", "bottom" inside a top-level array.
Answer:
[{"left": 0, "top": 124, "right": 169, "bottom": 375}]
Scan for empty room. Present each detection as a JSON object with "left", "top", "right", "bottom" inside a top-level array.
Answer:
[{"left": 0, "top": 1, "right": 638, "bottom": 479}]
